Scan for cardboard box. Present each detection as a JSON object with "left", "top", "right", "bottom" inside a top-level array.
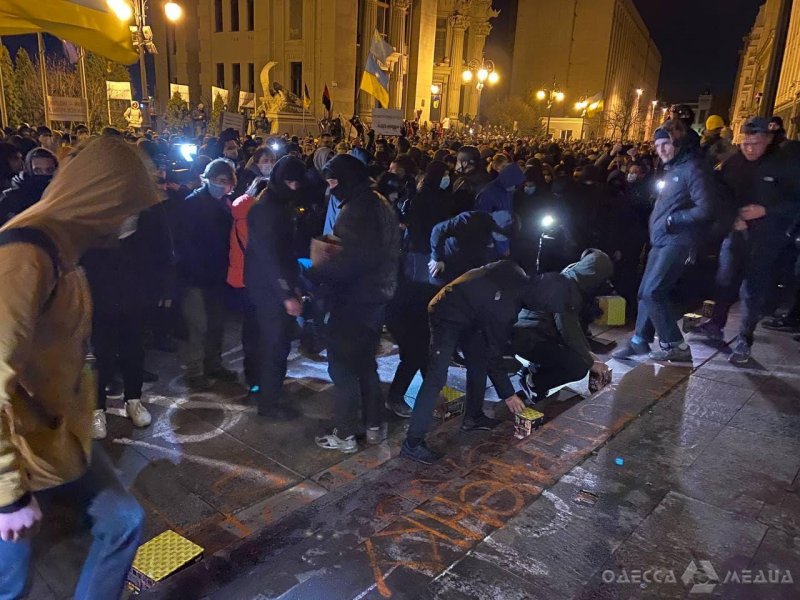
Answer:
[
  {"left": 433, "top": 386, "right": 465, "bottom": 421},
  {"left": 595, "top": 296, "right": 626, "bottom": 326},
  {"left": 127, "top": 530, "right": 203, "bottom": 593},
  {"left": 702, "top": 300, "right": 715, "bottom": 318},
  {"left": 310, "top": 235, "right": 342, "bottom": 267},
  {"left": 514, "top": 407, "right": 545, "bottom": 439},
  {"left": 682, "top": 313, "right": 703, "bottom": 333},
  {"left": 589, "top": 368, "right": 613, "bottom": 394}
]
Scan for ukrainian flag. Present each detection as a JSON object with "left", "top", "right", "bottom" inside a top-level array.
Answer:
[
  {"left": 360, "top": 53, "right": 389, "bottom": 108},
  {"left": 0, "top": 0, "right": 138, "bottom": 64}
]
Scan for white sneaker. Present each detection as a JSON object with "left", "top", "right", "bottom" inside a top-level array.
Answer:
[
  {"left": 125, "top": 399, "right": 152, "bottom": 428},
  {"left": 315, "top": 429, "right": 357, "bottom": 453},
  {"left": 92, "top": 409, "right": 107, "bottom": 440}
]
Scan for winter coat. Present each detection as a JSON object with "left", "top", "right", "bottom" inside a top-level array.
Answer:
[
  {"left": 649, "top": 148, "right": 714, "bottom": 247},
  {"left": 451, "top": 169, "right": 490, "bottom": 214},
  {"left": 176, "top": 184, "right": 233, "bottom": 287},
  {"left": 430, "top": 211, "right": 501, "bottom": 284},
  {"left": 475, "top": 164, "right": 525, "bottom": 255},
  {"left": 227, "top": 193, "right": 257, "bottom": 288},
  {"left": 405, "top": 185, "right": 454, "bottom": 255},
  {"left": 0, "top": 137, "right": 158, "bottom": 509},
  {"left": 0, "top": 173, "right": 53, "bottom": 226}
]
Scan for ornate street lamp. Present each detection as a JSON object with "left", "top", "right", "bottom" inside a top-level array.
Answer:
[{"left": 535, "top": 79, "right": 565, "bottom": 139}]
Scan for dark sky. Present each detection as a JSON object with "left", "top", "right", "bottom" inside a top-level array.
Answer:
[{"left": 486, "top": 0, "right": 764, "bottom": 112}]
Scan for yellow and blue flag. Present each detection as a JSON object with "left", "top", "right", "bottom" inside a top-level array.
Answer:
[
  {"left": 360, "top": 53, "right": 389, "bottom": 107},
  {"left": 0, "top": 0, "right": 138, "bottom": 64},
  {"left": 370, "top": 30, "right": 393, "bottom": 65}
]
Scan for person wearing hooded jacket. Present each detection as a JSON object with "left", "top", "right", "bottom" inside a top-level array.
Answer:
[
  {"left": 245, "top": 156, "right": 307, "bottom": 419},
  {"left": 310, "top": 154, "right": 401, "bottom": 453},
  {"left": 614, "top": 121, "right": 714, "bottom": 363},
  {"left": 475, "top": 162, "right": 525, "bottom": 257},
  {"left": 451, "top": 145, "right": 490, "bottom": 214},
  {"left": 513, "top": 250, "right": 614, "bottom": 400},
  {"left": 0, "top": 137, "right": 158, "bottom": 599},
  {"left": 0, "top": 148, "right": 58, "bottom": 226}
]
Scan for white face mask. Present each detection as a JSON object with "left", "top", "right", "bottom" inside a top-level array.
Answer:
[
  {"left": 626, "top": 172, "right": 638, "bottom": 183},
  {"left": 118, "top": 214, "right": 139, "bottom": 239},
  {"left": 439, "top": 175, "right": 450, "bottom": 190}
]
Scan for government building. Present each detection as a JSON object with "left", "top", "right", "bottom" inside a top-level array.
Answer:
[{"left": 150, "top": 0, "right": 499, "bottom": 129}]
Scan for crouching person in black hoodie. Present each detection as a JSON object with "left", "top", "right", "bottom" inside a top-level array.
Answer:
[
  {"left": 401, "top": 260, "right": 576, "bottom": 464},
  {"left": 309, "top": 155, "right": 401, "bottom": 453}
]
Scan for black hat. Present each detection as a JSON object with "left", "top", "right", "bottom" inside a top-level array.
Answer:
[
  {"left": 742, "top": 117, "right": 770, "bottom": 135},
  {"left": 653, "top": 128, "right": 670, "bottom": 142}
]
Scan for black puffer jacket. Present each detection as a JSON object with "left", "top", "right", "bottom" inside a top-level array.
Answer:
[
  {"left": 0, "top": 172, "right": 52, "bottom": 226},
  {"left": 649, "top": 148, "right": 714, "bottom": 247},
  {"left": 310, "top": 154, "right": 400, "bottom": 304},
  {"left": 452, "top": 168, "right": 490, "bottom": 214}
]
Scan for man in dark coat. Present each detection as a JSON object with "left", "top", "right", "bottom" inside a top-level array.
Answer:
[
  {"left": 245, "top": 156, "right": 307, "bottom": 418},
  {"left": 0, "top": 148, "right": 58, "bottom": 225},
  {"left": 428, "top": 210, "right": 504, "bottom": 286},
  {"left": 310, "top": 154, "right": 401, "bottom": 452},
  {"left": 451, "top": 145, "right": 490, "bottom": 214}
]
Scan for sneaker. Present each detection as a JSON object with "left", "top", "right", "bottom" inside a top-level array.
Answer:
[
  {"left": 125, "top": 399, "right": 152, "bottom": 428},
  {"left": 729, "top": 337, "right": 752, "bottom": 364},
  {"left": 105, "top": 380, "right": 124, "bottom": 399},
  {"left": 366, "top": 423, "right": 388, "bottom": 444},
  {"left": 206, "top": 367, "right": 238, "bottom": 383},
  {"left": 518, "top": 373, "right": 540, "bottom": 404},
  {"left": 612, "top": 339, "right": 651, "bottom": 360},
  {"left": 400, "top": 439, "right": 443, "bottom": 465},
  {"left": 762, "top": 316, "right": 800, "bottom": 332},
  {"left": 689, "top": 321, "right": 724, "bottom": 342},
  {"left": 92, "top": 409, "right": 107, "bottom": 440},
  {"left": 315, "top": 429, "right": 358, "bottom": 453},
  {"left": 385, "top": 398, "right": 412, "bottom": 419},
  {"left": 460, "top": 414, "right": 502, "bottom": 432},
  {"left": 185, "top": 374, "right": 212, "bottom": 392},
  {"left": 649, "top": 343, "right": 692, "bottom": 362}
]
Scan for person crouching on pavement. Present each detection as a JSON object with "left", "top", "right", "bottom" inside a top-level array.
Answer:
[
  {"left": 0, "top": 136, "right": 158, "bottom": 599},
  {"left": 310, "top": 154, "right": 401, "bottom": 453},
  {"left": 401, "top": 260, "right": 576, "bottom": 464},
  {"left": 513, "top": 249, "right": 614, "bottom": 402}
]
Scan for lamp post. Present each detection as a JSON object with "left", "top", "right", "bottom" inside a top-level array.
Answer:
[
  {"left": 462, "top": 57, "right": 499, "bottom": 120},
  {"left": 575, "top": 98, "right": 588, "bottom": 140},
  {"left": 647, "top": 99, "right": 658, "bottom": 139},
  {"left": 536, "top": 79, "right": 565, "bottom": 139},
  {"left": 633, "top": 87, "right": 643, "bottom": 139},
  {"left": 164, "top": 1, "right": 183, "bottom": 109}
]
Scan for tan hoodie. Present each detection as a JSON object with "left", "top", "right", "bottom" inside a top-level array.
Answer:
[{"left": 0, "top": 136, "right": 159, "bottom": 508}]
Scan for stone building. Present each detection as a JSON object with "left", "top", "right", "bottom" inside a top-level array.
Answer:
[
  {"left": 150, "top": 0, "right": 498, "bottom": 129},
  {"left": 509, "top": 0, "right": 660, "bottom": 139}
]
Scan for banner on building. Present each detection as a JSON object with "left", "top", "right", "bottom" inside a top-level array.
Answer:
[
  {"left": 238, "top": 92, "right": 256, "bottom": 109},
  {"left": 105, "top": 80, "right": 132, "bottom": 101},
  {"left": 47, "top": 95, "right": 87, "bottom": 121},
  {"left": 371, "top": 108, "right": 403, "bottom": 136},
  {"left": 211, "top": 86, "right": 229, "bottom": 105},
  {"left": 220, "top": 111, "right": 246, "bottom": 134},
  {"left": 169, "top": 83, "right": 190, "bottom": 103}
]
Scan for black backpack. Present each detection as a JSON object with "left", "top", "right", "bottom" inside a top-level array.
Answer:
[{"left": 0, "top": 227, "right": 61, "bottom": 312}]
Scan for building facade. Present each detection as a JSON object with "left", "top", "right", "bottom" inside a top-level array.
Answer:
[
  {"left": 150, "top": 0, "right": 498, "bottom": 129},
  {"left": 509, "top": 0, "right": 660, "bottom": 139}
]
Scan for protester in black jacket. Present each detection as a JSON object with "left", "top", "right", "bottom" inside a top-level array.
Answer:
[
  {"left": 451, "top": 146, "right": 490, "bottom": 214},
  {"left": 310, "top": 154, "right": 401, "bottom": 453},
  {"left": 401, "top": 260, "right": 576, "bottom": 464},
  {"left": 0, "top": 148, "right": 57, "bottom": 225},
  {"left": 429, "top": 210, "right": 503, "bottom": 285},
  {"left": 615, "top": 120, "right": 714, "bottom": 363},
  {"left": 245, "top": 156, "right": 307, "bottom": 418}
]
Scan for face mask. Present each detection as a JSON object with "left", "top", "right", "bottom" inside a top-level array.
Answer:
[
  {"left": 259, "top": 163, "right": 273, "bottom": 177},
  {"left": 439, "top": 176, "right": 450, "bottom": 190},
  {"left": 118, "top": 214, "right": 139, "bottom": 240},
  {"left": 524, "top": 185, "right": 537, "bottom": 195},
  {"left": 207, "top": 181, "right": 228, "bottom": 199},
  {"left": 30, "top": 174, "right": 53, "bottom": 188},
  {"left": 626, "top": 173, "right": 638, "bottom": 183}
]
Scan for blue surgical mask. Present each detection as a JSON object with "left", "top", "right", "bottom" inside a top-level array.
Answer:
[
  {"left": 207, "top": 181, "right": 228, "bottom": 199},
  {"left": 439, "top": 175, "right": 450, "bottom": 190},
  {"left": 524, "top": 185, "right": 537, "bottom": 195}
]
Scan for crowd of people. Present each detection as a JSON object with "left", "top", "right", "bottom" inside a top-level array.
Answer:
[{"left": 0, "top": 103, "right": 799, "bottom": 598}]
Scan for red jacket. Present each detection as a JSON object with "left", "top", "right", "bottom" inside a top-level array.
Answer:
[{"left": 227, "top": 194, "right": 256, "bottom": 288}]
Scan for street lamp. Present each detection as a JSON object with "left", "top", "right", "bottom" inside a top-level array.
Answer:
[
  {"left": 535, "top": 79, "right": 565, "bottom": 139},
  {"left": 575, "top": 98, "right": 588, "bottom": 139},
  {"left": 462, "top": 57, "right": 498, "bottom": 120},
  {"left": 164, "top": 0, "right": 184, "bottom": 118}
]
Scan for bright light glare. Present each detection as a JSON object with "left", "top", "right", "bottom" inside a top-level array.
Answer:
[
  {"left": 487, "top": 71, "right": 499, "bottom": 85},
  {"left": 575, "top": 101, "right": 587, "bottom": 110},
  {"left": 555, "top": 91, "right": 565, "bottom": 102},
  {"left": 107, "top": 0, "right": 133, "bottom": 20},
  {"left": 541, "top": 215, "right": 555, "bottom": 228},
  {"left": 536, "top": 90, "right": 546, "bottom": 101},
  {"left": 656, "top": 180, "right": 665, "bottom": 192},
  {"left": 179, "top": 143, "right": 197, "bottom": 162},
  {"left": 430, "top": 84, "right": 440, "bottom": 95},
  {"left": 270, "top": 142, "right": 280, "bottom": 151},
  {"left": 589, "top": 101, "right": 599, "bottom": 110},
  {"left": 652, "top": 100, "right": 658, "bottom": 106},
  {"left": 165, "top": 2, "right": 183, "bottom": 22},
  {"left": 462, "top": 70, "right": 473, "bottom": 83},
  {"left": 636, "top": 88, "right": 644, "bottom": 96},
  {"left": 477, "top": 68, "right": 489, "bottom": 82}
]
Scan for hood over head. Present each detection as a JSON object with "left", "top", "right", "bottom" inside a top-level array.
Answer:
[
  {"left": 422, "top": 160, "right": 449, "bottom": 189},
  {"left": 322, "top": 154, "right": 371, "bottom": 202},
  {"left": 495, "top": 162, "right": 525, "bottom": 189},
  {"left": 313, "top": 146, "right": 335, "bottom": 173},
  {"left": 3, "top": 136, "right": 160, "bottom": 265},
  {"left": 562, "top": 249, "right": 614, "bottom": 292},
  {"left": 522, "top": 271, "right": 580, "bottom": 314},
  {"left": 268, "top": 155, "right": 307, "bottom": 200}
]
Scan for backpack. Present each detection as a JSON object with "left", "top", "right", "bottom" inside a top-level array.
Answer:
[{"left": 0, "top": 227, "right": 61, "bottom": 312}]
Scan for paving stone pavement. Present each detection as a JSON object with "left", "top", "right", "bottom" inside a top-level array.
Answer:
[{"left": 24, "top": 309, "right": 800, "bottom": 600}]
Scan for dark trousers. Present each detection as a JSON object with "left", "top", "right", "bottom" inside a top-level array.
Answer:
[
  {"left": 92, "top": 309, "right": 146, "bottom": 409},
  {"left": 252, "top": 297, "right": 294, "bottom": 412},
  {"left": 327, "top": 303, "right": 386, "bottom": 436},
  {"left": 387, "top": 323, "right": 429, "bottom": 404},
  {"left": 231, "top": 287, "right": 259, "bottom": 387},
  {"left": 710, "top": 233, "right": 784, "bottom": 343},
  {"left": 634, "top": 245, "right": 692, "bottom": 345},
  {"left": 406, "top": 319, "right": 490, "bottom": 442},
  {"left": 522, "top": 341, "right": 591, "bottom": 397},
  {"left": 180, "top": 285, "right": 226, "bottom": 377}
]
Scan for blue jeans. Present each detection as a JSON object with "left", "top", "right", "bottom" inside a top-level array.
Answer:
[
  {"left": 634, "top": 245, "right": 692, "bottom": 346},
  {"left": 0, "top": 445, "right": 144, "bottom": 600}
]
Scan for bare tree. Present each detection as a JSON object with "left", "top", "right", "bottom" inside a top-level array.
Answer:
[{"left": 602, "top": 93, "right": 646, "bottom": 140}]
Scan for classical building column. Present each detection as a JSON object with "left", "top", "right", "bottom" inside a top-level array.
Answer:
[
  {"left": 464, "top": 20, "right": 491, "bottom": 118},
  {"left": 358, "top": 0, "right": 379, "bottom": 118},
  {"left": 446, "top": 14, "right": 469, "bottom": 119},
  {"left": 389, "top": 0, "right": 410, "bottom": 110}
]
